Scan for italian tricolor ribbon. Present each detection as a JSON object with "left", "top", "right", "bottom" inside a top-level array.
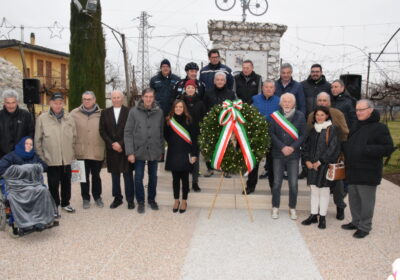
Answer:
[
  {"left": 270, "top": 111, "right": 299, "bottom": 140},
  {"left": 169, "top": 117, "right": 192, "bottom": 144},
  {"left": 211, "top": 99, "right": 256, "bottom": 175}
]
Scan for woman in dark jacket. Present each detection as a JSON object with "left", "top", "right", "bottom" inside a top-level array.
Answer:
[
  {"left": 0, "top": 137, "right": 47, "bottom": 176},
  {"left": 165, "top": 100, "right": 198, "bottom": 213},
  {"left": 301, "top": 106, "right": 340, "bottom": 229},
  {"left": 182, "top": 79, "right": 206, "bottom": 192}
]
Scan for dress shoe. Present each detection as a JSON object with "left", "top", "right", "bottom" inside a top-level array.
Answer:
[
  {"left": 353, "top": 229, "right": 369, "bottom": 239},
  {"left": 110, "top": 199, "right": 123, "bottom": 209},
  {"left": 173, "top": 201, "right": 180, "bottom": 213},
  {"left": 204, "top": 169, "right": 214, "bottom": 177},
  {"left": 301, "top": 214, "right": 318, "bottom": 225},
  {"left": 336, "top": 207, "right": 345, "bottom": 220},
  {"left": 192, "top": 183, "right": 201, "bottom": 192},
  {"left": 149, "top": 201, "right": 159, "bottom": 211},
  {"left": 259, "top": 170, "right": 268, "bottom": 179},
  {"left": 341, "top": 223, "right": 357, "bottom": 230},
  {"left": 318, "top": 216, "right": 326, "bottom": 229},
  {"left": 242, "top": 187, "right": 254, "bottom": 195},
  {"left": 179, "top": 201, "right": 187, "bottom": 213},
  {"left": 137, "top": 202, "right": 145, "bottom": 214},
  {"left": 127, "top": 201, "right": 135, "bottom": 210}
]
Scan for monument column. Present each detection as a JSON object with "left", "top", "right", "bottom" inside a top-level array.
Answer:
[{"left": 208, "top": 20, "right": 287, "bottom": 80}]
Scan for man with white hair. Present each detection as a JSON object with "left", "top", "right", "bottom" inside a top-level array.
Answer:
[
  {"left": 269, "top": 93, "right": 306, "bottom": 220},
  {"left": 0, "top": 89, "right": 34, "bottom": 158},
  {"left": 342, "top": 99, "right": 394, "bottom": 238},
  {"left": 100, "top": 90, "right": 135, "bottom": 209},
  {"left": 203, "top": 71, "right": 236, "bottom": 177},
  {"left": 70, "top": 91, "right": 105, "bottom": 209}
]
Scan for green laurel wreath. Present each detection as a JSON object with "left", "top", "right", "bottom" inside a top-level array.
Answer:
[{"left": 199, "top": 103, "right": 270, "bottom": 174}]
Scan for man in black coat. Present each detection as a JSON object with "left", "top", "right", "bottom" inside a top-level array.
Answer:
[
  {"left": 203, "top": 71, "right": 235, "bottom": 177},
  {"left": 99, "top": 90, "right": 134, "bottom": 209},
  {"left": 0, "top": 89, "right": 34, "bottom": 158},
  {"left": 342, "top": 99, "right": 395, "bottom": 239},
  {"left": 150, "top": 59, "right": 180, "bottom": 116},
  {"left": 301, "top": 64, "right": 331, "bottom": 116},
  {"left": 331, "top": 79, "right": 357, "bottom": 130},
  {"left": 233, "top": 59, "right": 262, "bottom": 104}
]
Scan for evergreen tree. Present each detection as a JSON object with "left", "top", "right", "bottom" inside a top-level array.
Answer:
[{"left": 69, "top": 0, "right": 106, "bottom": 110}]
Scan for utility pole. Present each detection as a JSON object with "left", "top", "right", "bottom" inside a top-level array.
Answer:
[{"left": 136, "top": 11, "right": 152, "bottom": 93}]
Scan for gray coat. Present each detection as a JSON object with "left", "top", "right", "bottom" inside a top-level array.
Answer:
[{"left": 124, "top": 100, "right": 164, "bottom": 161}]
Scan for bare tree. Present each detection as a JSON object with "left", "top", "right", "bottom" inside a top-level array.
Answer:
[{"left": 370, "top": 80, "right": 400, "bottom": 122}]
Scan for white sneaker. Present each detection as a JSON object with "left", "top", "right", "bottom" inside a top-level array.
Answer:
[
  {"left": 289, "top": 208, "right": 297, "bottom": 220},
  {"left": 271, "top": 207, "right": 279, "bottom": 219},
  {"left": 62, "top": 205, "right": 76, "bottom": 213}
]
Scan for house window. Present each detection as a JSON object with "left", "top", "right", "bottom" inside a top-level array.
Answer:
[
  {"left": 61, "top": 64, "right": 67, "bottom": 88},
  {"left": 45, "top": 61, "right": 52, "bottom": 87},
  {"left": 37, "top": 59, "right": 44, "bottom": 76}
]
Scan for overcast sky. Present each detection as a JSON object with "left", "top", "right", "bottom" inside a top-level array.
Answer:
[{"left": 1, "top": 0, "right": 400, "bottom": 85}]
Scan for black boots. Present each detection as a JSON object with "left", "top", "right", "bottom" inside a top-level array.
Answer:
[
  {"left": 192, "top": 183, "right": 201, "bottom": 192},
  {"left": 318, "top": 216, "right": 326, "bottom": 229},
  {"left": 301, "top": 214, "right": 318, "bottom": 225},
  {"left": 336, "top": 207, "right": 345, "bottom": 220}
]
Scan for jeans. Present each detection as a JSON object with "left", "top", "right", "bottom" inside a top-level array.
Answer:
[
  {"left": 272, "top": 157, "right": 299, "bottom": 209},
  {"left": 134, "top": 160, "right": 158, "bottom": 203},
  {"left": 47, "top": 165, "right": 71, "bottom": 207},
  {"left": 80, "top": 159, "right": 103, "bottom": 201},
  {"left": 111, "top": 171, "right": 134, "bottom": 202}
]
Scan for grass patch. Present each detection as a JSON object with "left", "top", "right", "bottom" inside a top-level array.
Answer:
[{"left": 384, "top": 120, "right": 400, "bottom": 175}]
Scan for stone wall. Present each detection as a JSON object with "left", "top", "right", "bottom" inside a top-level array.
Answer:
[
  {"left": 0, "top": 57, "right": 24, "bottom": 108},
  {"left": 208, "top": 20, "right": 287, "bottom": 80}
]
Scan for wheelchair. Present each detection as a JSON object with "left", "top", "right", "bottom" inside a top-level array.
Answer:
[{"left": 0, "top": 178, "right": 59, "bottom": 237}]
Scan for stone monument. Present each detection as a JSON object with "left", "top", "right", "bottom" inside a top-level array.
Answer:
[
  {"left": 0, "top": 57, "right": 24, "bottom": 108},
  {"left": 208, "top": 20, "right": 287, "bottom": 80}
]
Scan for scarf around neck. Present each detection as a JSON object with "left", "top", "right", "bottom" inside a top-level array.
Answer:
[{"left": 314, "top": 120, "right": 332, "bottom": 133}]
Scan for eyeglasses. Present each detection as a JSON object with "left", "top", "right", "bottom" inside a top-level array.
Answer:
[
  {"left": 355, "top": 107, "right": 370, "bottom": 112},
  {"left": 210, "top": 56, "right": 219, "bottom": 59}
]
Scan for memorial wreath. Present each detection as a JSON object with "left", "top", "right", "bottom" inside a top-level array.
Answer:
[{"left": 199, "top": 99, "right": 270, "bottom": 175}]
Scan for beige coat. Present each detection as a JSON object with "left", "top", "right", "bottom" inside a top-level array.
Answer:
[
  {"left": 35, "top": 111, "right": 77, "bottom": 166},
  {"left": 70, "top": 106, "right": 105, "bottom": 161}
]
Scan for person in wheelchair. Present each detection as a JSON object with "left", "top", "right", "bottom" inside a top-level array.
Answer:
[{"left": 0, "top": 137, "right": 58, "bottom": 237}]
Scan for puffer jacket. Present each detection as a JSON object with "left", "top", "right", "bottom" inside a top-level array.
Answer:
[
  {"left": 150, "top": 71, "right": 180, "bottom": 116},
  {"left": 344, "top": 110, "right": 395, "bottom": 186},
  {"left": 70, "top": 105, "right": 105, "bottom": 161},
  {"left": 34, "top": 111, "right": 76, "bottom": 166},
  {"left": 200, "top": 62, "right": 233, "bottom": 90},
  {"left": 124, "top": 100, "right": 164, "bottom": 161}
]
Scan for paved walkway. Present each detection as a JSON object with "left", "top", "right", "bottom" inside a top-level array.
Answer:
[{"left": 1, "top": 166, "right": 399, "bottom": 280}]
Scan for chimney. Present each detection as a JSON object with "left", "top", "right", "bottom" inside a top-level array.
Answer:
[{"left": 30, "top": 33, "right": 35, "bottom": 45}]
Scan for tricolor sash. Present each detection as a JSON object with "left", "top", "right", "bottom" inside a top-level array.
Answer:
[
  {"left": 169, "top": 117, "right": 192, "bottom": 144},
  {"left": 271, "top": 111, "right": 299, "bottom": 140},
  {"left": 211, "top": 99, "right": 256, "bottom": 175}
]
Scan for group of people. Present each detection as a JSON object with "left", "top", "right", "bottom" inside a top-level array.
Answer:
[{"left": 0, "top": 48, "right": 395, "bottom": 239}]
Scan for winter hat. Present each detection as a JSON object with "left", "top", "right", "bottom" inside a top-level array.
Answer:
[
  {"left": 184, "top": 79, "right": 197, "bottom": 88},
  {"left": 160, "top": 59, "right": 171, "bottom": 68}
]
